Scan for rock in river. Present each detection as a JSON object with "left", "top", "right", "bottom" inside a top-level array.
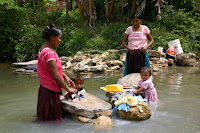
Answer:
[{"left": 60, "top": 93, "right": 112, "bottom": 118}]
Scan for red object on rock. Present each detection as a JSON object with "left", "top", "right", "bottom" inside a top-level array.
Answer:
[{"left": 122, "top": 83, "right": 127, "bottom": 87}]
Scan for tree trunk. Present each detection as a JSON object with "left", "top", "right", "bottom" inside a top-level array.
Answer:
[
  {"left": 110, "top": 0, "right": 114, "bottom": 21},
  {"left": 69, "top": 0, "right": 73, "bottom": 10},
  {"left": 155, "top": 0, "right": 168, "bottom": 21},
  {"left": 130, "top": 0, "right": 137, "bottom": 15},
  {"left": 105, "top": 0, "right": 110, "bottom": 21},
  {"left": 77, "top": 0, "right": 85, "bottom": 21},
  {"left": 65, "top": 0, "right": 69, "bottom": 17},
  {"left": 78, "top": 0, "right": 96, "bottom": 28},
  {"left": 89, "top": 0, "right": 96, "bottom": 28}
]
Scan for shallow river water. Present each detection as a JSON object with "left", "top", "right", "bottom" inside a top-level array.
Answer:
[{"left": 0, "top": 63, "right": 200, "bottom": 133}]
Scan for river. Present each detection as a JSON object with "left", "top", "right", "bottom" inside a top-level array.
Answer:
[{"left": 0, "top": 63, "right": 200, "bottom": 133}]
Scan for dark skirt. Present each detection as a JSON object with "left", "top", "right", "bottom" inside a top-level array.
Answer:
[
  {"left": 37, "top": 85, "right": 63, "bottom": 121},
  {"left": 127, "top": 50, "right": 145, "bottom": 74}
]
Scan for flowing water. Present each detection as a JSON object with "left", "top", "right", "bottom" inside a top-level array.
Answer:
[{"left": 0, "top": 63, "right": 200, "bottom": 133}]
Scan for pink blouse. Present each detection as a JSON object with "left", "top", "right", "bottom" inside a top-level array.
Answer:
[
  {"left": 125, "top": 25, "right": 150, "bottom": 50},
  {"left": 37, "top": 48, "right": 63, "bottom": 92},
  {"left": 138, "top": 78, "right": 158, "bottom": 103}
]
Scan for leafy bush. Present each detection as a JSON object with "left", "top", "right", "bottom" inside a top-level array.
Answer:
[
  {"left": 0, "top": 4, "right": 27, "bottom": 62},
  {"left": 1, "top": 3, "right": 200, "bottom": 62},
  {"left": 157, "top": 5, "right": 200, "bottom": 56}
]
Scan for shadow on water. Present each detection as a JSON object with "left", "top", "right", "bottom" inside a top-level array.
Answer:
[{"left": 0, "top": 63, "right": 200, "bottom": 133}]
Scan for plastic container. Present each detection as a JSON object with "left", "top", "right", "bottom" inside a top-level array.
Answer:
[
  {"left": 166, "top": 47, "right": 176, "bottom": 57},
  {"left": 158, "top": 47, "right": 163, "bottom": 53},
  {"left": 168, "top": 39, "right": 183, "bottom": 55},
  {"left": 100, "top": 84, "right": 123, "bottom": 92}
]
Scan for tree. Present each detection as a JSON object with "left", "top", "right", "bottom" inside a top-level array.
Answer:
[{"left": 77, "top": 0, "right": 97, "bottom": 28}]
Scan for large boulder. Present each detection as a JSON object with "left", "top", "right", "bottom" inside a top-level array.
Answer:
[
  {"left": 106, "top": 60, "right": 124, "bottom": 67},
  {"left": 60, "top": 93, "right": 112, "bottom": 118},
  {"left": 116, "top": 101, "right": 151, "bottom": 121},
  {"left": 117, "top": 73, "right": 141, "bottom": 87},
  {"left": 148, "top": 50, "right": 166, "bottom": 58},
  {"left": 73, "top": 65, "right": 109, "bottom": 72},
  {"left": 176, "top": 53, "right": 199, "bottom": 67},
  {"left": 120, "top": 53, "right": 126, "bottom": 63},
  {"left": 117, "top": 73, "right": 153, "bottom": 87},
  {"left": 12, "top": 60, "right": 38, "bottom": 68}
]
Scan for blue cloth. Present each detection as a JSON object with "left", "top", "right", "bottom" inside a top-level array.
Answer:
[
  {"left": 135, "top": 95, "right": 147, "bottom": 103},
  {"left": 123, "top": 51, "right": 128, "bottom": 77},
  {"left": 145, "top": 52, "right": 150, "bottom": 68},
  {"left": 113, "top": 103, "right": 130, "bottom": 114},
  {"left": 123, "top": 51, "right": 150, "bottom": 76}
]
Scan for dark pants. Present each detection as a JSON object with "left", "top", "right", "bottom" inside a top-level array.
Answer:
[{"left": 127, "top": 50, "right": 145, "bottom": 74}]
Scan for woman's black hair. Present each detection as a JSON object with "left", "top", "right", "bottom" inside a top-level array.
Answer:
[
  {"left": 42, "top": 22, "right": 62, "bottom": 40},
  {"left": 131, "top": 12, "right": 143, "bottom": 20},
  {"left": 140, "top": 67, "right": 151, "bottom": 76}
]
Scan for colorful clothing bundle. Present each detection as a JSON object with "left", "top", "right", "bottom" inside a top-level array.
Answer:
[{"left": 112, "top": 91, "right": 147, "bottom": 113}]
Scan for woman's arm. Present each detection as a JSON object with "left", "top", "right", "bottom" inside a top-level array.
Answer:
[
  {"left": 63, "top": 73, "right": 76, "bottom": 88},
  {"left": 141, "top": 32, "right": 154, "bottom": 53},
  {"left": 47, "top": 60, "right": 77, "bottom": 94},
  {"left": 122, "top": 34, "right": 135, "bottom": 54}
]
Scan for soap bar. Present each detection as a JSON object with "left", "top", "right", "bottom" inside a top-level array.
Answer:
[{"left": 105, "top": 84, "right": 123, "bottom": 92}]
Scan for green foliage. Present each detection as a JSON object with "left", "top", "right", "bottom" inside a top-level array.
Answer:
[
  {"left": 0, "top": 2, "right": 66, "bottom": 62},
  {"left": 1, "top": 3, "right": 200, "bottom": 62},
  {"left": 155, "top": 5, "right": 200, "bottom": 56},
  {"left": 14, "top": 24, "right": 42, "bottom": 61},
  {"left": 107, "top": 53, "right": 121, "bottom": 60},
  {"left": 97, "top": 23, "right": 128, "bottom": 50},
  {"left": 0, "top": 4, "right": 26, "bottom": 61}
]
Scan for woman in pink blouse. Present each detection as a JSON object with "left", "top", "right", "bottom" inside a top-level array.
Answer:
[
  {"left": 37, "top": 23, "right": 77, "bottom": 121},
  {"left": 122, "top": 13, "right": 154, "bottom": 75}
]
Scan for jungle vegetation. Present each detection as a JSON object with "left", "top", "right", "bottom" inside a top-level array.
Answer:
[{"left": 0, "top": 0, "right": 199, "bottom": 62}]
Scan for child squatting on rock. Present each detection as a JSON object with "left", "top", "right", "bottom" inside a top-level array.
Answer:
[
  {"left": 132, "top": 67, "right": 158, "bottom": 103},
  {"left": 65, "top": 74, "right": 86, "bottom": 102}
]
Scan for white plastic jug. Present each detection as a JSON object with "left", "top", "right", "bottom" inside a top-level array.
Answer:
[{"left": 168, "top": 39, "right": 183, "bottom": 55}]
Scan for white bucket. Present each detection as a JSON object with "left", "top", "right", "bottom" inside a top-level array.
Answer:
[{"left": 168, "top": 39, "right": 183, "bottom": 55}]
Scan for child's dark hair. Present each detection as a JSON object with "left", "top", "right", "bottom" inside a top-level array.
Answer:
[
  {"left": 71, "top": 74, "right": 84, "bottom": 83},
  {"left": 140, "top": 67, "right": 151, "bottom": 76},
  {"left": 42, "top": 22, "right": 62, "bottom": 40},
  {"left": 131, "top": 12, "right": 143, "bottom": 20}
]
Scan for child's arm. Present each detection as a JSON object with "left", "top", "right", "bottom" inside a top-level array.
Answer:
[
  {"left": 133, "top": 87, "right": 144, "bottom": 94},
  {"left": 135, "top": 86, "right": 140, "bottom": 90},
  {"left": 132, "top": 86, "right": 140, "bottom": 93}
]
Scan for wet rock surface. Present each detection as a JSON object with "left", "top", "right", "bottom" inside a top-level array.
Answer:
[
  {"left": 60, "top": 93, "right": 112, "bottom": 119},
  {"left": 116, "top": 101, "right": 151, "bottom": 121}
]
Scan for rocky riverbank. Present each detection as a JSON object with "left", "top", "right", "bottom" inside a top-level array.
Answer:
[{"left": 12, "top": 49, "right": 199, "bottom": 74}]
